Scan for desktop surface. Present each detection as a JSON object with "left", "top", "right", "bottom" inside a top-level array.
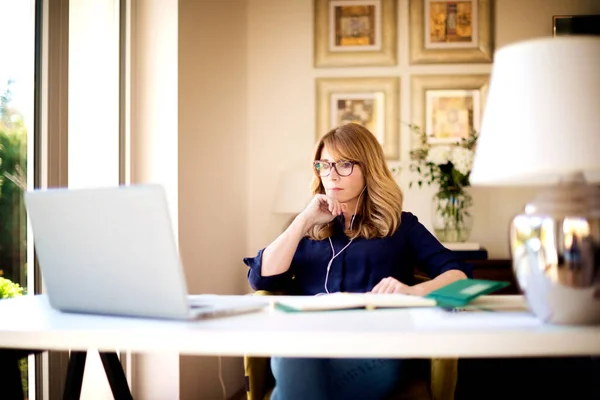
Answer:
[{"left": 1, "top": 294, "right": 600, "bottom": 358}]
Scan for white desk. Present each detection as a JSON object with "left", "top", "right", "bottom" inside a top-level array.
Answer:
[{"left": 1, "top": 294, "right": 600, "bottom": 359}]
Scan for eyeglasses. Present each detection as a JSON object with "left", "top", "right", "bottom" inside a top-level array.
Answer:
[{"left": 313, "top": 160, "right": 358, "bottom": 177}]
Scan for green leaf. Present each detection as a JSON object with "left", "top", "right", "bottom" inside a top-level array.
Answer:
[{"left": 0, "top": 277, "right": 23, "bottom": 299}]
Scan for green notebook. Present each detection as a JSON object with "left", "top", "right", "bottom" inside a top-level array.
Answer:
[{"left": 425, "top": 279, "right": 510, "bottom": 308}]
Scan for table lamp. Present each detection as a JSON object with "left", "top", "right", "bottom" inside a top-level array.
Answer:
[
  {"left": 273, "top": 169, "right": 313, "bottom": 227},
  {"left": 470, "top": 36, "right": 600, "bottom": 325}
]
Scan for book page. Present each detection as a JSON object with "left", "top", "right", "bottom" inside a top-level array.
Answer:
[
  {"left": 361, "top": 293, "right": 437, "bottom": 308},
  {"left": 274, "top": 292, "right": 436, "bottom": 312}
]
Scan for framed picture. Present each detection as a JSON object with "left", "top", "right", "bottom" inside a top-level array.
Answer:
[
  {"left": 425, "top": 89, "right": 480, "bottom": 144},
  {"left": 553, "top": 15, "right": 600, "bottom": 37},
  {"left": 411, "top": 74, "right": 488, "bottom": 148},
  {"left": 316, "top": 77, "right": 399, "bottom": 159},
  {"left": 409, "top": 0, "right": 493, "bottom": 64},
  {"left": 314, "top": 0, "right": 397, "bottom": 67}
]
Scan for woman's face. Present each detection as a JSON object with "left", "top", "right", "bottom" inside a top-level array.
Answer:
[{"left": 317, "top": 146, "right": 365, "bottom": 204}]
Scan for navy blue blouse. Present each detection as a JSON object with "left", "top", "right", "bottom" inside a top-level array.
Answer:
[{"left": 244, "top": 211, "right": 472, "bottom": 295}]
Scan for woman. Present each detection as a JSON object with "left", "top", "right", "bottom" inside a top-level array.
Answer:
[{"left": 243, "top": 123, "right": 471, "bottom": 399}]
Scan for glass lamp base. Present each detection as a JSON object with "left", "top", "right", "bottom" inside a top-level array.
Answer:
[{"left": 511, "top": 173, "right": 600, "bottom": 325}]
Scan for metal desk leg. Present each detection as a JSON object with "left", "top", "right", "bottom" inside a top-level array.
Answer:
[
  {"left": 63, "top": 351, "right": 133, "bottom": 400},
  {"left": 0, "top": 349, "right": 24, "bottom": 400},
  {"left": 63, "top": 351, "right": 87, "bottom": 400},
  {"left": 99, "top": 352, "right": 133, "bottom": 400}
]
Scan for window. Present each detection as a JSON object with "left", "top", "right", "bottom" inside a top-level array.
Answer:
[{"left": 0, "top": 0, "right": 36, "bottom": 397}]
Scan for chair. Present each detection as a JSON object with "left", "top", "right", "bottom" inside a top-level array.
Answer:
[{"left": 243, "top": 286, "right": 458, "bottom": 400}]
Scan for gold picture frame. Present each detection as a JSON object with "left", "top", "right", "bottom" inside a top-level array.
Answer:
[
  {"left": 411, "top": 74, "right": 489, "bottom": 149},
  {"left": 409, "top": 0, "right": 493, "bottom": 64},
  {"left": 314, "top": 0, "right": 397, "bottom": 67},
  {"left": 316, "top": 77, "right": 399, "bottom": 160}
]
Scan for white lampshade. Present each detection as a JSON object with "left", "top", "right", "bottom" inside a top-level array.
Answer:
[
  {"left": 470, "top": 36, "right": 600, "bottom": 186},
  {"left": 273, "top": 169, "right": 314, "bottom": 214}
]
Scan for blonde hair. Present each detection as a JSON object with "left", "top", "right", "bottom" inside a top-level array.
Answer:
[{"left": 307, "top": 123, "right": 404, "bottom": 240}]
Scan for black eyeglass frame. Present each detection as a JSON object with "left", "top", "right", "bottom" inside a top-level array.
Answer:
[{"left": 313, "top": 160, "right": 359, "bottom": 177}]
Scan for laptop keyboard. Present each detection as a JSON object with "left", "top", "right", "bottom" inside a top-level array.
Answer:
[{"left": 187, "top": 294, "right": 269, "bottom": 310}]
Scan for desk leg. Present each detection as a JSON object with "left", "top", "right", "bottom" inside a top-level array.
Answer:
[
  {"left": 63, "top": 351, "right": 87, "bottom": 400},
  {"left": 63, "top": 351, "right": 133, "bottom": 400},
  {"left": 99, "top": 352, "right": 133, "bottom": 400},
  {"left": 0, "top": 349, "right": 24, "bottom": 400}
]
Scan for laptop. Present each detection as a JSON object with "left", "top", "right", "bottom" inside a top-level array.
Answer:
[{"left": 23, "top": 184, "right": 268, "bottom": 320}]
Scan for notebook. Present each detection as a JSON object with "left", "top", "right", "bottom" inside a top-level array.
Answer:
[
  {"left": 23, "top": 184, "right": 268, "bottom": 320},
  {"left": 425, "top": 279, "right": 510, "bottom": 307},
  {"left": 273, "top": 292, "right": 437, "bottom": 312},
  {"left": 273, "top": 279, "right": 510, "bottom": 312}
]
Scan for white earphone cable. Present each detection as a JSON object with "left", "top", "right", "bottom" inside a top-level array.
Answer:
[
  {"left": 323, "top": 186, "right": 366, "bottom": 294},
  {"left": 324, "top": 238, "right": 353, "bottom": 293},
  {"left": 218, "top": 356, "right": 226, "bottom": 400}
]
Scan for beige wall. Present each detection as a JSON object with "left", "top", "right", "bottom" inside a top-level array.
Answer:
[
  {"left": 172, "top": 0, "right": 600, "bottom": 398},
  {"left": 130, "top": 0, "right": 181, "bottom": 398},
  {"left": 178, "top": 0, "right": 248, "bottom": 399},
  {"left": 496, "top": 0, "right": 600, "bottom": 47},
  {"left": 246, "top": 0, "right": 600, "bottom": 261}
]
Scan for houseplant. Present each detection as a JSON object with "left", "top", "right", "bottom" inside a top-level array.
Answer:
[
  {"left": 408, "top": 124, "right": 478, "bottom": 242},
  {"left": 0, "top": 275, "right": 24, "bottom": 299}
]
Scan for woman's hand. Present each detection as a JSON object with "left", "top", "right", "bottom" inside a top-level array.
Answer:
[
  {"left": 297, "top": 194, "right": 345, "bottom": 230},
  {"left": 370, "top": 277, "right": 416, "bottom": 295}
]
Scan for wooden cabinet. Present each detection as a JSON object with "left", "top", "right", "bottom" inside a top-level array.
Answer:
[{"left": 468, "top": 258, "right": 521, "bottom": 295}]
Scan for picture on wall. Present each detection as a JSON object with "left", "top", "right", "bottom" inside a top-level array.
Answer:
[
  {"left": 411, "top": 74, "right": 488, "bottom": 150},
  {"left": 427, "top": 1, "right": 475, "bottom": 48},
  {"left": 425, "top": 89, "right": 480, "bottom": 143},
  {"left": 333, "top": 96, "right": 384, "bottom": 142},
  {"left": 409, "top": 0, "right": 492, "bottom": 64},
  {"left": 553, "top": 15, "right": 600, "bottom": 37},
  {"left": 334, "top": 4, "right": 377, "bottom": 48},
  {"left": 314, "top": 0, "right": 397, "bottom": 67},
  {"left": 316, "top": 77, "right": 399, "bottom": 159}
]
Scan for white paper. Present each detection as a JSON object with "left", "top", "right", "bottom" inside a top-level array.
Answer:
[{"left": 275, "top": 292, "right": 436, "bottom": 311}]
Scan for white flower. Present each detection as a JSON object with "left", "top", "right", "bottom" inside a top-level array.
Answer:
[
  {"left": 426, "top": 146, "right": 452, "bottom": 165},
  {"left": 450, "top": 147, "right": 474, "bottom": 176}
]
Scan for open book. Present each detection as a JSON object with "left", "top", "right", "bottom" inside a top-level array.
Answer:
[
  {"left": 273, "top": 292, "right": 436, "bottom": 312},
  {"left": 273, "top": 279, "right": 510, "bottom": 312}
]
